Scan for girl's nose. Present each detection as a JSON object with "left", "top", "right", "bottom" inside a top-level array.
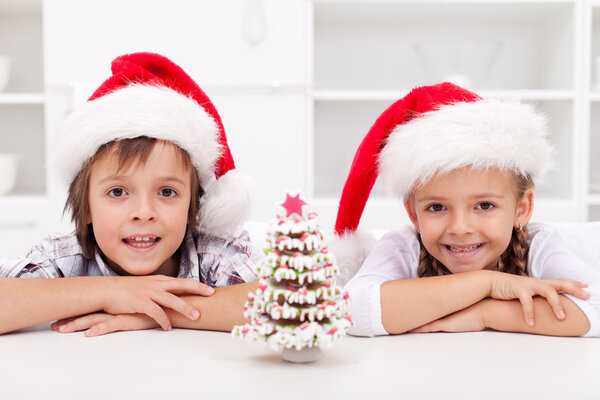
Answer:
[
  {"left": 447, "top": 210, "right": 474, "bottom": 236},
  {"left": 131, "top": 193, "right": 156, "bottom": 221}
]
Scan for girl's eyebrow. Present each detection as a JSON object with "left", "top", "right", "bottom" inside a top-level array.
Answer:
[{"left": 98, "top": 174, "right": 128, "bottom": 184}]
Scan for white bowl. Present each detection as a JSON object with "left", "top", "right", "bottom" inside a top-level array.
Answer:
[
  {"left": 414, "top": 39, "right": 502, "bottom": 89},
  {"left": 0, "top": 153, "right": 21, "bottom": 196},
  {"left": 0, "top": 55, "right": 10, "bottom": 92}
]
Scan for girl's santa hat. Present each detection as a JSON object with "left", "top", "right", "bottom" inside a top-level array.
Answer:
[
  {"left": 331, "top": 82, "right": 553, "bottom": 285},
  {"left": 55, "top": 52, "right": 252, "bottom": 238}
]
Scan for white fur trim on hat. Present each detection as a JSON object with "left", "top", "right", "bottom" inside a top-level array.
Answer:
[
  {"left": 379, "top": 99, "right": 553, "bottom": 198},
  {"left": 55, "top": 84, "right": 221, "bottom": 187},
  {"left": 328, "top": 230, "right": 376, "bottom": 287},
  {"left": 197, "top": 169, "right": 254, "bottom": 238}
]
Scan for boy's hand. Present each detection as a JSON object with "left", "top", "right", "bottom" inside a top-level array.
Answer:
[
  {"left": 100, "top": 275, "right": 214, "bottom": 331},
  {"left": 489, "top": 273, "right": 589, "bottom": 326},
  {"left": 52, "top": 313, "right": 157, "bottom": 336}
]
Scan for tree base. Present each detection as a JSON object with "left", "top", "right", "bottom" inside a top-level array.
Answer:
[{"left": 281, "top": 346, "right": 321, "bottom": 363}]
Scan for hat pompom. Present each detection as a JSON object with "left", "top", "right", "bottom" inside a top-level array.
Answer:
[
  {"left": 197, "top": 169, "right": 254, "bottom": 238},
  {"left": 329, "top": 230, "right": 376, "bottom": 287}
]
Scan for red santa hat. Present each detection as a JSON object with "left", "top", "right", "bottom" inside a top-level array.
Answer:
[
  {"left": 331, "top": 82, "right": 552, "bottom": 284},
  {"left": 56, "top": 52, "right": 253, "bottom": 238}
]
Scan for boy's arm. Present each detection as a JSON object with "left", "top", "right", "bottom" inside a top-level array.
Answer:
[
  {"left": 53, "top": 281, "right": 259, "bottom": 336},
  {"left": 167, "top": 281, "right": 258, "bottom": 331},
  {"left": 0, "top": 276, "right": 213, "bottom": 334}
]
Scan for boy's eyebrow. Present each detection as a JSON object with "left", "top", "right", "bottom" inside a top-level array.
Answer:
[{"left": 98, "top": 175, "right": 187, "bottom": 185}]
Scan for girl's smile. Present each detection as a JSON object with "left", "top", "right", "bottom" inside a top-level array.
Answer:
[{"left": 405, "top": 166, "right": 532, "bottom": 274}]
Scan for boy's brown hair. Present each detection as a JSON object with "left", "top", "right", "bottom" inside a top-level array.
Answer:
[{"left": 64, "top": 136, "right": 202, "bottom": 258}]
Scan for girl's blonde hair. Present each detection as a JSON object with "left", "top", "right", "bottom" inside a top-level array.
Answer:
[
  {"left": 64, "top": 136, "right": 202, "bottom": 258},
  {"left": 416, "top": 172, "right": 533, "bottom": 278}
]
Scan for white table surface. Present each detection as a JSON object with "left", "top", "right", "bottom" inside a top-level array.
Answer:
[{"left": 1, "top": 324, "right": 599, "bottom": 400}]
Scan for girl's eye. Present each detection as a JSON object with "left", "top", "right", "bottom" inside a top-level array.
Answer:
[
  {"left": 477, "top": 202, "right": 495, "bottom": 210},
  {"left": 426, "top": 203, "right": 446, "bottom": 212},
  {"left": 108, "top": 188, "right": 127, "bottom": 198},
  {"left": 159, "top": 188, "right": 178, "bottom": 198}
]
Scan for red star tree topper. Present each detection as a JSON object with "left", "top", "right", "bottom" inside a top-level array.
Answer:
[{"left": 280, "top": 192, "right": 307, "bottom": 217}]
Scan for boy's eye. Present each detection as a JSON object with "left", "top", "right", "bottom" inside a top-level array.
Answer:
[
  {"left": 159, "top": 188, "right": 178, "bottom": 198},
  {"left": 426, "top": 203, "right": 446, "bottom": 212},
  {"left": 108, "top": 188, "right": 127, "bottom": 198},
  {"left": 477, "top": 202, "right": 495, "bottom": 210}
]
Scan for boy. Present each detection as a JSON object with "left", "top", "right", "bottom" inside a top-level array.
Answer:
[{"left": 0, "top": 52, "right": 260, "bottom": 336}]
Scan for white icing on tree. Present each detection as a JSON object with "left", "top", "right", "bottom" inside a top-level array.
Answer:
[{"left": 232, "top": 192, "right": 353, "bottom": 353}]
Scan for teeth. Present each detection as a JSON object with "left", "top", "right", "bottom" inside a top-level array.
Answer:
[
  {"left": 449, "top": 244, "right": 480, "bottom": 252},
  {"left": 133, "top": 236, "right": 155, "bottom": 242}
]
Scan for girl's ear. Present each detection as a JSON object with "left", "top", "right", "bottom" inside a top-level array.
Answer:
[
  {"left": 403, "top": 196, "right": 420, "bottom": 230},
  {"left": 515, "top": 189, "right": 534, "bottom": 228}
]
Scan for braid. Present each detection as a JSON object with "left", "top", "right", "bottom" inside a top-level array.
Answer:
[
  {"left": 498, "top": 225, "right": 529, "bottom": 276},
  {"left": 417, "top": 235, "right": 451, "bottom": 277},
  {"left": 416, "top": 226, "right": 530, "bottom": 277}
]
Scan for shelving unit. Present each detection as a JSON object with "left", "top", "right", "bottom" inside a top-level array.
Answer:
[
  {"left": 1, "top": 0, "right": 600, "bottom": 256},
  {"left": 308, "top": 0, "right": 600, "bottom": 233}
]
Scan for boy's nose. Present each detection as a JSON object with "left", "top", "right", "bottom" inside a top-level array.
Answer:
[{"left": 131, "top": 194, "right": 156, "bottom": 221}]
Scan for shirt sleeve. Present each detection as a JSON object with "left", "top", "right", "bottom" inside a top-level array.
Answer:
[
  {"left": 529, "top": 224, "right": 600, "bottom": 337},
  {"left": 344, "top": 227, "right": 419, "bottom": 337},
  {"left": 0, "top": 236, "right": 65, "bottom": 278},
  {"left": 197, "top": 230, "right": 261, "bottom": 287}
]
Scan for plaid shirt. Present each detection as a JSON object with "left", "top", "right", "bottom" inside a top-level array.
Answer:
[{"left": 0, "top": 230, "right": 260, "bottom": 287}]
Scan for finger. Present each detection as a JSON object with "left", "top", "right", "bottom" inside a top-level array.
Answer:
[
  {"left": 519, "top": 294, "right": 535, "bottom": 326},
  {"left": 537, "top": 286, "right": 565, "bottom": 320},
  {"left": 162, "top": 279, "right": 215, "bottom": 296},
  {"left": 141, "top": 301, "right": 172, "bottom": 331},
  {"left": 152, "top": 291, "right": 200, "bottom": 321},
  {"left": 84, "top": 320, "right": 121, "bottom": 337},
  {"left": 547, "top": 279, "right": 590, "bottom": 299},
  {"left": 59, "top": 313, "right": 114, "bottom": 333},
  {"left": 51, "top": 317, "right": 78, "bottom": 330}
]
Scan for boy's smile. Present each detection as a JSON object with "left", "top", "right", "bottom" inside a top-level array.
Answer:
[{"left": 87, "top": 142, "right": 192, "bottom": 277}]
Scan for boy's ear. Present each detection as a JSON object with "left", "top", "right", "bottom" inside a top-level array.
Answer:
[
  {"left": 403, "top": 197, "right": 420, "bottom": 229},
  {"left": 515, "top": 189, "right": 534, "bottom": 227}
]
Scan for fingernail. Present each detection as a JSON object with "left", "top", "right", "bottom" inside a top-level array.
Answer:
[
  {"left": 191, "top": 310, "right": 200, "bottom": 319},
  {"left": 527, "top": 318, "right": 534, "bottom": 326},
  {"left": 207, "top": 286, "right": 215, "bottom": 294},
  {"left": 559, "top": 310, "right": 565, "bottom": 319}
]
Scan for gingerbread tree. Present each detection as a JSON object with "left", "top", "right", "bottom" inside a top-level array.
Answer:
[{"left": 232, "top": 192, "right": 352, "bottom": 362}]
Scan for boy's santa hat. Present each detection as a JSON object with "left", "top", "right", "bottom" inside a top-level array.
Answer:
[
  {"left": 331, "top": 82, "right": 552, "bottom": 285},
  {"left": 56, "top": 52, "right": 252, "bottom": 238}
]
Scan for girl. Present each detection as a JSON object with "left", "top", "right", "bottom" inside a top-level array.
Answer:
[
  {"left": 333, "top": 82, "right": 600, "bottom": 337},
  {"left": 0, "top": 52, "right": 261, "bottom": 336}
]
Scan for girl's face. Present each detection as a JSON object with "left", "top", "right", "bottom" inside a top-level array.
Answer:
[
  {"left": 87, "top": 142, "right": 192, "bottom": 277},
  {"left": 404, "top": 167, "right": 533, "bottom": 274}
]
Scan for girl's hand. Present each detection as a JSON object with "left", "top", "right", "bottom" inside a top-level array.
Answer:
[
  {"left": 410, "top": 303, "right": 485, "bottom": 333},
  {"left": 489, "top": 273, "right": 589, "bottom": 326},
  {"left": 99, "top": 275, "right": 215, "bottom": 331},
  {"left": 52, "top": 313, "right": 157, "bottom": 337}
]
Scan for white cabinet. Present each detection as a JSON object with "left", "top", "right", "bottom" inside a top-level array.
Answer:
[
  {"left": 2, "top": 0, "right": 600, "bottom": 257},
  {"left": 307, "top": 0, "right": 600, "bottom": 233}
]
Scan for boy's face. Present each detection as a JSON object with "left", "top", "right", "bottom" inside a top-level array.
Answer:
[{"left": 87, "top": 142, "right": 192, "bottom": 277}]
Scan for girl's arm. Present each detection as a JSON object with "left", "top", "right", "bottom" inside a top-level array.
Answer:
[
  {"left": 480, "top": 296, "right": 590, "bottom": 336},
  {"left": 0, "top": 276, "right": 213, "bottom": 334},
  {"left": 381, "top": 270, "right": 492, "bottom": 334},
  {"left": 381, "top": 270, "right": 588, "bottom": 335}
]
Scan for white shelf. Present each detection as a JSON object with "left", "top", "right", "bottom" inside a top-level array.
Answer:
[
  {"left": 313, "top": 89, "right": 575, "bottom": 101},
  {"left": 588, "top": 194, "right": 600, "bottom": 205},
  {"left": 0, "top": 93, "right": 45, "bottom": 104}
]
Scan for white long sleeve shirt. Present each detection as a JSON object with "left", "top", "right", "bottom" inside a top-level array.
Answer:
[{"left": 344, "top": 222, "right": 600, "bottom": 337}]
